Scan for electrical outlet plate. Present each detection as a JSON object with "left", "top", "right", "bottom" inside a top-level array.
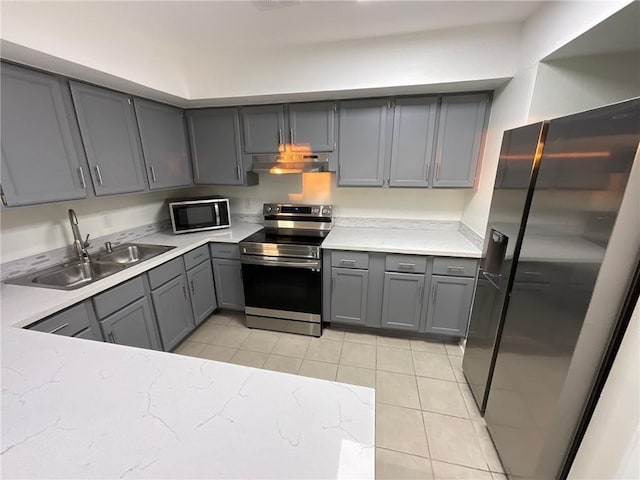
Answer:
[{"left": 102, "top": 215, "right": 112, "bottom": 228}]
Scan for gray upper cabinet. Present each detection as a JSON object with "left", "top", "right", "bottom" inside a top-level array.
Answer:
[
  {"left": 338, "top": 99, "right": 390, "bottom": 186},
  {"left": 134, "top": 99, "right": 192, "bottom": 190},
  {"left": 187, "top": 260, "right": 217, "bottom": 325},
  {"left": 331, "top": 267, "right": 369, "bottom": 325},
  {"left": 1, "top": 64, "right": 88, "bottom": 206},
  {"left": 432, "top": 93, "right": 489, "bottom": 188},
  {"left": 241, "top": 105, "right": 285, "bottom": 154},
  {"left": 288, "top": 102, "right": 335, "bottom": 152},
  {"left": 389, "top": 97, "right": 438, "bottom": 187},
  {"left": 187, "top": 108, "right": 245, "bottom": 185},
  {"left": 425, "top": 275, "right": 475, "bottom": 336},
  {"left": 381, "top": 272, "right": 425, "bottom": 331},
  {"left": 211, "top": 258, "right": 245, "bottom": 311},
  {"left": 69, "top": 81, "right": 147, "bottom": 196},
  {"left": 151, "top": 274, "right": 195, "bottom": 351},
  {"left": 101, "top": 297, "right": 161, "bottom": 350}
]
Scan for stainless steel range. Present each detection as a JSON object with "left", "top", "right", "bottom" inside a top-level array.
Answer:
[{"left": 239, "top": 203, "right": 333, "bottom": 337}]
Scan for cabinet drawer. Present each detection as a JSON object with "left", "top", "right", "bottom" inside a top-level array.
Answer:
[
  {"left": 93, "top": 276, "right": 146, "bottom": 319},
  {"left": 385, "top": 254, "right": 427, "bottom": 274},
  {"left": 148, "top": 256, "right": 184, "bottom": 290},
  {"left": 331, "top": 251, "right": 369, "bottom": 269},
  {"left": 183, "top": 245, "right": 210, "bottom": 270},
  {"left": 28, "top": 302, "right": 91, "bottom": 336},
  {"left": 210, "top": 243, "right": 240, "bottom": 260},
  {"left": 433, "top": 257, "right": 478, "bottom": 277}
]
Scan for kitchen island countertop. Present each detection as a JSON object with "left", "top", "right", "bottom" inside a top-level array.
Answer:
[{"left": 1, "top": 327, "right": 375, "bottom": 479}]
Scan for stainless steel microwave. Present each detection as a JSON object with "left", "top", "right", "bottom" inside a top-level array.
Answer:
[{"left": 169, "top": 197, "right": 231, "bottom": 234}]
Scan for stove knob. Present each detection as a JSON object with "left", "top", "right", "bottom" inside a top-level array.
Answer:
[
  {"left": 275, "top": 206, "right": 280, "bottom": 212},
  {"left": 312, "top": 207, "right": 320, "bottom": 214},
  {"left": 322, "top": 207, "right": 331, "bottom": 215},
  {"left": 265, "top": 206, "right": 272, "bottom": 213}
]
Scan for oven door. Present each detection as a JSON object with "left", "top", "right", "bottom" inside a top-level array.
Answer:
[{"left": 240, "top": 255, "right": 321, "bottom": 322}]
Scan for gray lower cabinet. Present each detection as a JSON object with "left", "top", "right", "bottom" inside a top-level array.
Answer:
[
  {"left": 151, "top": 274, "right": 195, "bottom": 351},
  {"left": 432, "top": 93, "right": 489, "bottom": 188},
  {"left": 425, "top": 275, "right": 475, "bottom": 336},
  {"left": 69, "top": 81, "right": 147, "bottom": 196},
  {"left": 389, "top": 96, "right": 438, "bottom": 188},
  {"left": 330, "top": 267, "right": 368, "bottom": 326},
  {"left": 27, "top": 300, "right": 102, "bottom": 340},
  {"left": 1, "top": 63, "right": 89, "bottom": 206},
  {"left": 134, "top": 99, "right": 192, "bottom": 190},
  {"left": 211, "top": 258, "right": 245, "bottom": 311},
  {"left": 187, "top": 108, "right": 247, "bottom": 185},
  {"left": 101, "top": 297, "right": 161, "bottom": 350},
  {"left": 381, "top": 272, "right": 425, "bottom": 331},
  {"left": 337, "top": 98, "right": 391, "bottom": 186},
  {"left": 187, "top": 260, "right": 217, "bottom": 325}
]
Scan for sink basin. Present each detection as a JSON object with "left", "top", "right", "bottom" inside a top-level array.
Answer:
[
  {"left": 93, "top": 243, "right": 175, "bottom": 266},
  {"left": 5, "top": 243, "right": 176, "bottom": 290},
  {"left": 31, "top": 261, "right": 126, "bottom": 289}
]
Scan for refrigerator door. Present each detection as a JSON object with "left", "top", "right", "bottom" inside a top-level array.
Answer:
[
  {"left": 484, "top": 99, "right": 640, "bottom": 479},
  {"left": 463, "top": 122, "right": 547, "bottom": 412}
]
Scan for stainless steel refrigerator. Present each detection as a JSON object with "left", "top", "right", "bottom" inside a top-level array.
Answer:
[{"left": 462, "top": 98, "right": 640, "bottom": 478}]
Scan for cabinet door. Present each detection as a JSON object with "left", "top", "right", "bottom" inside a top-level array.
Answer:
[
  {"left": 426, "top": 275, "right": 475, "bottom": 336},
  {"left": 240, "top": 105, "right": 286, "bottom": 153},
  {"left": 389, "top": 97, "right": 438, "bottom": 187},
  {"left": 1, "top": 64, "right": 88, "bottom": 206},
  {"left": 101, "top": 297, "right": 161, "bottom": 350},
  {"left": 69, "top": 82, "right": 147, "bottom": 195},
  {"left": 381, "top": 272, "right": 424, "bottom": 331},
  {"left": 433, "top": 93, "right": 489, "bottom": 188},
  {"left": 211, "top": 259, "right": 245, "bottom": 311},
  {"left": 331, "top": 267, "right": 368, "bottom": 325},
  {"left": 288, "top": 102, "right": 335, "bottom": 152},
  {"left": 151, "top": 274, "right": 195, "bottom": 351},
  {"left": 134, "top": 99, "right": 192, "bottom": 190},
  {"left": 187, "top": 108, "right": 245, "bottom": 185},
  {"left": 337, "top": 99, "right": 390, "bottom": 186},
  {"left": 187, "top": 260, "right": 217, "bottom": 325}
]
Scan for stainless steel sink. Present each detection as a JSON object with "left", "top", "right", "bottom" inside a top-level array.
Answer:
[
  {"left": 6, "top": 243, "right": 176, "bottom": 290},
  {"left": 93, "top": 244, "right": 175, "bottom": 266}
]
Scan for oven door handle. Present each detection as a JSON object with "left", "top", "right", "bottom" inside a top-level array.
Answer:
[{"left": 241, "top": 255, "right": 321, "bottom": 270}]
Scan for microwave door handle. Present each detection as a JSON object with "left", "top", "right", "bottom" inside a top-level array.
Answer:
[{"left": 214, "top": 203, "right": 221, "bottom": 225}]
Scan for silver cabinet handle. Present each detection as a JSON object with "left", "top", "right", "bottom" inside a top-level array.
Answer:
[
  {"left": 523, "top": 271, "right": 541, "bottom": 276},
  {"left": 432, "top": 284, "right": 437, "bottom": 302},
  {"left": 150, "top": 165, "right": 157, "bottom": 183},
  {"left": 331, "top": 275, "right": 335, "bottom": 291},
  {"left": 447, "top": 266, "right": 465, "bottom": 273},
  {"left": 339, "top": 163, "right": 343, "bottom": 180},
  {"left": 108, "top": 332, "right": 115, "bottom": 343},
  {"left": 426, "top": 163, "right": 431, "bottom": 184},
  {"left": 94, "top": 165, "right": 103, "bottom": 185},
  {"left": 77, "top": 167, "right": 86, "bottom": 189},
  {"left": 398, "top": 263, "right": 415, "bottom": 270},
  {"left": 193, "top": 253, "right": 205, "bottom": 260},
  {"left": 236, "top": 164, "right": 241, "bottom": 179},
  {"left": 190, "top": 280, "right": 195, "bottom": 294},
  {"left": 417, "top": 285, "right": 423, "bottom": 306},
  {"left": 290, "top": 127, "right": 294, "bottom": 144},
  {"left": 182, "top": 285, "right": 187, "bottom": 299},
  {"left": 436, "top": 162, "right": 442, "bottom": 181},
  {"left": 278, "top": 128, "right": 283, "bottom": 145},
  {"left": 339, "top": 259, "right": 356, "bottom": 266},
  {"left": 48, "top": 322, "right": 69, "bottom": 334}
]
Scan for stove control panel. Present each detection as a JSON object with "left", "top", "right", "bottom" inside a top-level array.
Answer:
[{"left": 263, "top": 203, "right": 332, "bottom": 217}]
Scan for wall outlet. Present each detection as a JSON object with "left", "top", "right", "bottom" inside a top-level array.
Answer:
[
  {"left": 102, "top": 215, "right": 112, "bottom": 228},
  {"left": 243, "top": 199, "right": 252, "bottom": 210}
]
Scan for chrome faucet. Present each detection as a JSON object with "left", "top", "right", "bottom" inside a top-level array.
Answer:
[{"left": 68, "top": 209, "right": 91, "bottom": 263}]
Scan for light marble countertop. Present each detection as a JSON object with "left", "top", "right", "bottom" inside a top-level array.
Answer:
[
  {"left": 1, "top": 223, "right": 263, "bottom": 329},
  {"left": 322, "top": 226, "right": 482, "bottom": 258},
  {"left": 1, "top": 327, "right": 375, "bottom": 479}
]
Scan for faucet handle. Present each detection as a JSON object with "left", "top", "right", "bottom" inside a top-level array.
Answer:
[
  {"left": 104, "top": 241, "right": 113, "bottom": 253},
  {"left": 83, "top": 234, "right": 91, "bottom": 248}
]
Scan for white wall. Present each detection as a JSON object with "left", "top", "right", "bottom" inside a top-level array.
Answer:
[
  {"left": 0, "top": 190, "right": 185, "bottom": 263},
  {"left": 461, "top": 64, "right": 539, "bottom": 235},
  {"left": 196, "top": 173, "right": 467, "bottom": 221},
  {"left": 528, "top": 51, "right": 640, "bottom": 122}
]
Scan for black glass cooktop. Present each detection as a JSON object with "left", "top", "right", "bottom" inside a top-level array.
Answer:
[{"left": 241, "top": 229, "right": 326, "bottom": 247}]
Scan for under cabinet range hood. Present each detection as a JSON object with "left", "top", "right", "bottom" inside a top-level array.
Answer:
[{"left": 251, "top": 153, "right": 330, "bottom": 174}]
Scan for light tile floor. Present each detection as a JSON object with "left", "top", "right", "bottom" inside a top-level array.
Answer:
[{"left": 174, "top": 311, "right": 505, "bottom": 479}]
